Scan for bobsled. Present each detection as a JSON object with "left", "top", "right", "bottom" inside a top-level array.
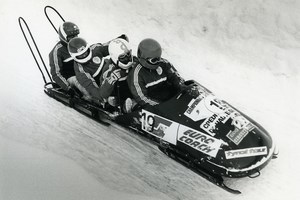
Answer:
[
  {"left": 19, "top": 6, "right": 277, "bottom": 194},
  {"left": 115, "top": 80, "right": 277, "bottom": 187},
  {"left": 43, "top": 80, "right": 277, "bottom": 194}
]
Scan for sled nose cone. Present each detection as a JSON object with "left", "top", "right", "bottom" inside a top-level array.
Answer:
[{"left": 218, "top": 125, "right": 275, "bottom": 178}]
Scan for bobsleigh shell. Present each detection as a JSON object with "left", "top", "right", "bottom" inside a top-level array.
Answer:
[{"left": 141, "top": 82, "right": 275, "bottom": 178}]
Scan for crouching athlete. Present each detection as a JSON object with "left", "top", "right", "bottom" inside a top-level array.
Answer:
[
  {"left": 68, "top": 36, "right": 133, "bottom": 112},
  {"left": 49, "top": 21, "right": 90, "bottom": 99},
  {"left": 126, "top": 38, "right": 199, "bottom": 112},
  {"left": 98, "top": 38, "right": 136, "bottom": 113}
]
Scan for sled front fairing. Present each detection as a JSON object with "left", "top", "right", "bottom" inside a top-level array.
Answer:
[{"left": 118, "top": 82, "right": 275, "bottom": 178}]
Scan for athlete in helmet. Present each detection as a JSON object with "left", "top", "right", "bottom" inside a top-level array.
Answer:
[
  {"left": 109, "top": 38, "right": 133, "bottom": 70},
  {"left": 68, "top": 36, "right": 131, "bottom": 105},
  {"left": 127, "top": 38, "right": 187, "bottom": 109},
  {"left": 49, "top": 21, "right": 90, "bottom": 99},
  {"left": 137, "top": 38, "right": 162, "bottom": 70},
  {"left": 58, "top": 22, "right": 80, "bottom": 44},
  {"left": 97, "top": 38, "right": 135, "bottom": 110},
  {"left": 68, "top": 37, "right": 92, "bottom": 63}
]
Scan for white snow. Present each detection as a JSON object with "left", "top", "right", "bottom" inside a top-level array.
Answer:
[
  {"left": 0, "top": 137, "right": 161, "bottom": 200},
  {"left": 1, "top": 0, "right": 300, "bottom": 199}
]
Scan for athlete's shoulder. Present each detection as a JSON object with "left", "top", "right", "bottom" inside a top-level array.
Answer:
[
  {"left": 90, "top": 43, "right": 108, "bottom": 57},
  {"left": 90, "top": 43, "right": 103, "bottom": 50},
  {"left": 160, "top": 58, "right": 173, "bottom": 66}
]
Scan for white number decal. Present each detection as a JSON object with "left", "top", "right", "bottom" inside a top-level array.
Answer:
[{"left": 141, "top": 112, "right": 155, "bottom": 132}]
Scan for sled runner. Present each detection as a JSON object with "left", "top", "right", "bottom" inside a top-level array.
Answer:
[{"left": 18, "top": 6, "right": 278, "bottom": 194}]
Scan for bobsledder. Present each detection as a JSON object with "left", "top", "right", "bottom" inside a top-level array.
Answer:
[{"left": 18, "top": 6, "right": 278, "bottom": 194}]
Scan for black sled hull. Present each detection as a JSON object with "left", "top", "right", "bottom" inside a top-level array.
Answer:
[{"left": 44, "top": 80, "right": 277, "bottom": 194}]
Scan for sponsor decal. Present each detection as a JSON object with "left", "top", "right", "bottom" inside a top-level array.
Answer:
[
  {"left": 226, "top": 122, "right": 255, "bottom": 145},
  {"left": 156, "top": 66, "right": 163, "bottom": 75},
  {"left": 178, "top": 126, "right": 223, "bottom": 158},
  {"left": 184, "top": 95, "right": 224, "bottom": 122},
  {"left": 199, "top": 102, "right": 254, "bottom": 144},
  {"left": 141, "top": 110, "right": 178, "bottom": 145},
  {"left": 204, "top": 95, "right": 227, "bottom": 114},
  {"left": 225, "top": 146, "right": 268, "bottom": 159},
  {"left": 92, "top": 56, "right": 101, "bottom": 64},
  {"left": 200, "top": 107, "right": 235, "bottom": 136},
  {"left": 185, "top": 98, "right": 203, "bottom": 115}
]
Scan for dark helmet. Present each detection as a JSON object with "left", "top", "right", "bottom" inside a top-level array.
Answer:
[
  {"left": 68, "top": 37, "right": 92, "bottom": 63},
  {"left": 58, "top": 22, "right": 80, "bottom": 43},
  {"left": 137, "top": 38, "right": 162, "bottom": 70}
]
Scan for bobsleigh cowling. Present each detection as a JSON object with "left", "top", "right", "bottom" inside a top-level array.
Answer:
[{"left": 116, "top": 80, "right": 276, "bottom": 178}]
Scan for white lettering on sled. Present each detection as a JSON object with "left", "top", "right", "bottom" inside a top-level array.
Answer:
[{"left": 225, "top": 146, "right": 267, "bottom": 159}]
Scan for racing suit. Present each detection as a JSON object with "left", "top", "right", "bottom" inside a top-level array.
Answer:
[
  {"left": 73, "top": 35, "right": 130, "bottom": 102},
  {"left": 73, "top": 43, "right": 110, "bottom": 101},
  {"left": 99, "top": 58, "right": 133, "bottom": 104},
  {"left": 127, "top": 58, "right": 185, "bottom": 107},
  {"left": 49, "top": 41, "right": 75, "bottom": 90}
]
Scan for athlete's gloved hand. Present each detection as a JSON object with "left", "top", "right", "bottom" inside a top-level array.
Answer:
[
  {"left": 188, "top": 86, "right": 200, "bottom": 97},
  {"left": 107, "top": 96, "right": 118, "bottom": 107},
  {"left": 108, "top": 69, "right": 122, "bottom": 84},
  {"left": 179, "top": 84, "right": 200, "bottom": 98},
  {"left": 118, "top": 34, "right": 129, "bottom": 42},
  {"left": 108, "top": 69, "right": 127, "bottom": 84}
]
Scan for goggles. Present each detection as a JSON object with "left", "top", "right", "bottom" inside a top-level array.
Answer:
[
  {"left": 118, "top": 50, "right": 132, "bottom": 64},
  {"left": 75, "top": 48, "right": 91, "bottom": 60},
  {"left": 146, "top": 57, "right": 161, "bottom": 65}
]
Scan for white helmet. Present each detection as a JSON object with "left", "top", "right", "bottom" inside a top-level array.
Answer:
[
  {"left": 68, "top": 37, "right": 92, "bottom": 63},
  {"left": 109, "top": 38, "right": 133, "bottom": 69}
]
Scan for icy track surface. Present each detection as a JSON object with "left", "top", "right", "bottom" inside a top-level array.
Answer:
[{"left": 1, "top": 0, "right": 300, "bottom": 200}]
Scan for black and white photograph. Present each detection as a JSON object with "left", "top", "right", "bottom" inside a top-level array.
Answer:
[{"left": 1, "top": 0, "right": 299, "bottom": 199}]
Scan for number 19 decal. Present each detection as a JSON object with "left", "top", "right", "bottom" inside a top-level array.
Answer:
[
  {"left": 140, "top": 110, "right": 178, "bottom": 145},
  {"left": 141, "top": 111, "right": 155, "bottom": 132}
]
